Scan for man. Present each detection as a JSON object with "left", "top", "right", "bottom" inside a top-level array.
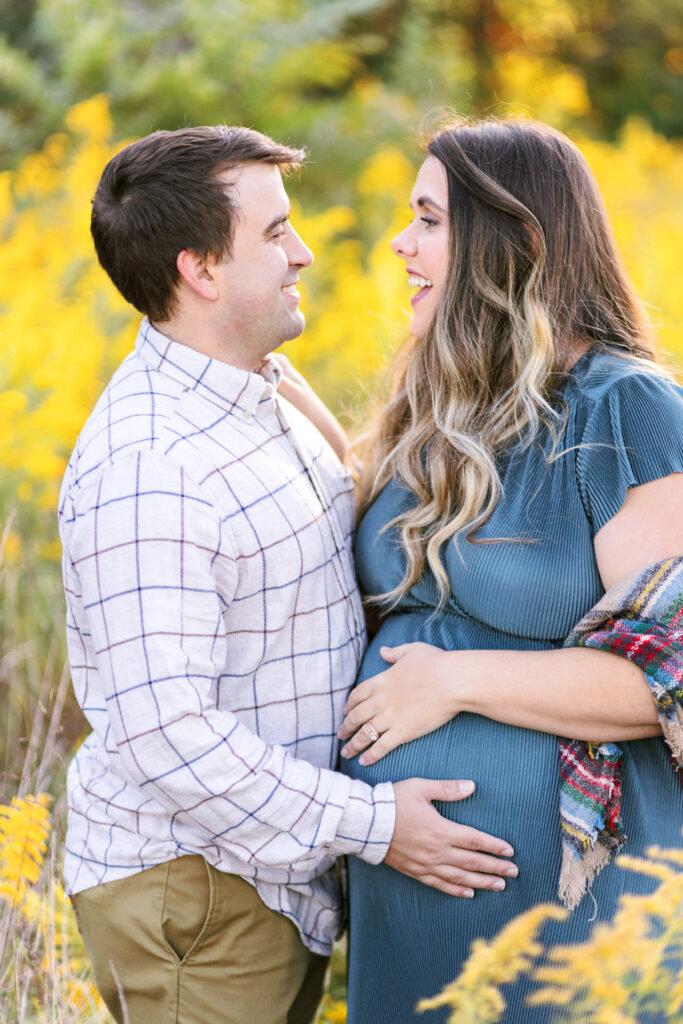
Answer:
[{"left": 59, "top": 125, "right": 515, "bottom": 1024}]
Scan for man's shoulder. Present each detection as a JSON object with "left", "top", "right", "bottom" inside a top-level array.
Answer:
[{"left": 64, "top": 351, "right": 217, "bottom": 496}]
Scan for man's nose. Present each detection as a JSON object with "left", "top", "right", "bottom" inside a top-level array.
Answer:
[{"left": 288, "top": 227, "right": 314, "bottom": 268}]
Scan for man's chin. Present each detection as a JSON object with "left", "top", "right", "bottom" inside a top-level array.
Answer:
[{"left": 280, "top": 312, "right": 306, "bottom": 344}]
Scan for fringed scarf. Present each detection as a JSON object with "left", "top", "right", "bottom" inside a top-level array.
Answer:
[{"left": 559, "top": 556, "right": 683, "bottom": 909}]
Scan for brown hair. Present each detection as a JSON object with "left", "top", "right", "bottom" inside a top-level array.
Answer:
[
  {"left": 357, "top": 117, "right": 660, "bottom": 605},
  {"left": 91, "top": 126, "right": 305, "bottom": 321}
]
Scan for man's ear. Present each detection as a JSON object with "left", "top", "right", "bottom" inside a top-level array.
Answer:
[{"left": 176, "top": 249, "right": 219, "bottom": 301}]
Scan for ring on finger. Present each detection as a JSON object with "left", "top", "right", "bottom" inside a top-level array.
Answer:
[{"left": 364, "top": 720, "right": 380, "bottom": 743}]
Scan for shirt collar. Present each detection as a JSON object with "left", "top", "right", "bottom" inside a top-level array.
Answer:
[{"left": 134, "top": 317, "right": 282, "bottom": 419}]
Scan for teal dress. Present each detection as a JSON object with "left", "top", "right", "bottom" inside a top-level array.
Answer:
[{"left": 341, "top": 350, "right": 683, "bottom": 1023}]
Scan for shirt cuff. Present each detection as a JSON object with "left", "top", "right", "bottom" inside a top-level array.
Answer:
[{"left": 331, "top": 779, "right": 396, "bottom": 865}]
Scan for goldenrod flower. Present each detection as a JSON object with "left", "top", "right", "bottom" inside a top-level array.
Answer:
[
  {"left": 0, "top": 793, "right": 51, "bottom": 908},
  {"left": 420, "top": 844, "right": 683, "bottom": 1024},
  {"left": 417, "top": 904, "right": 567, "bottom": 1023}
]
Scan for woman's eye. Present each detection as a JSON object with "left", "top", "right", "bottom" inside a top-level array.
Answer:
[{"left": 421, "top": 216, "right": 438, "bottom": 228}]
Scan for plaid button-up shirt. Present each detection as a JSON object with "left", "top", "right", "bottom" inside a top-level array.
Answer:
[{"left": 59, "top": 319, "right": 395, "bottom": 954}]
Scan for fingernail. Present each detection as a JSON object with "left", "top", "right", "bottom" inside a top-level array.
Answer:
[
  {"left": 462, "top": 889, "right": 474, "bottom": 898},
  {"left": 341, "top": 747, "right": 349, "bottom": 758},
  {"left": 502, "top": 846, "right": 514, "bottom": 857},
  {"left": 505, "top": 865, "right": 519, "bottom": 878},
  {"left": 492, "top": 879, "right": 506, "bottom": 890},
  {"left": 459, "top": 781, "right": 475, "bottom": 795},
  {"left": 359, "top": 755, "right": 368, "bottom": 765}
]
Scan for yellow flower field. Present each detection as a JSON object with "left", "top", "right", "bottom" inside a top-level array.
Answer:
[
  {"left": 1, "top": 96, "right": 682, "bottom": 1022},
  {"left": 1, "top": 96, "right": 681, "bottom": 515}
]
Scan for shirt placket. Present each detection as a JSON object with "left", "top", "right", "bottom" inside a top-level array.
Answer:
[{"left": 268, "top": 396, "right": 365, "bottom": 666}]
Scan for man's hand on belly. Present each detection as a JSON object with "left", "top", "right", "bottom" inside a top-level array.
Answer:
[{"left": 385, "top": 778, "right": 518, "bottom": 898}]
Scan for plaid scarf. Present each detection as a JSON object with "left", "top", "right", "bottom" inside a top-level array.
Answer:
[{"left": 559, "top": 556, "right": 683, "bottom": 909}]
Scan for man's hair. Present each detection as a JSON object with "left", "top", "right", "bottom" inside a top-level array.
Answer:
[{"left": 91, "top": 126, "right": 306, "bottom": 321}]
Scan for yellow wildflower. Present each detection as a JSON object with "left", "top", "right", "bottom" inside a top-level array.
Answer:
[
  {"left": 0, "top": 794, "right": 51, "bottom": 908},
  {"left": 417, "top": 904, "right": 567, "bottom": 1024}
]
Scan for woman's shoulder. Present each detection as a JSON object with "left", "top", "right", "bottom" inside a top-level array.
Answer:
[
  {"left": 563, "top": 348, "right": 683, "bottom": 446},
  {"left": 570, "top": 349, "right": 683, "bottom": 533},
  {"left": 567, "top": 348, "right": 683, "bottom": 407}
]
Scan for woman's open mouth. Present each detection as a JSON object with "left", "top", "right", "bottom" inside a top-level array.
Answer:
[{"left": 408, "top": 273, "right": 433, "bottom": 306}]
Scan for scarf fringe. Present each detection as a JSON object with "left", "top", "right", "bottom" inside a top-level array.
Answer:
[
  {"left": 558, "top": 556, "right": 683, "bottom": 909},
  {"left": 558, "top": 841, "right": 614, "bottom": 910},
  {"left": 661, "top": 712, "right": 683, "bottom": 766}
]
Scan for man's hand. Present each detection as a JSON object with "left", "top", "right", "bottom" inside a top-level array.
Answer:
[{"left": 386, "top": 779, "right": 517, "bottom": 898}]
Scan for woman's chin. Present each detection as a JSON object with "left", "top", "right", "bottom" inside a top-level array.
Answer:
[{"left": 410, "top": 317, "right": 430, "bottom": 340}]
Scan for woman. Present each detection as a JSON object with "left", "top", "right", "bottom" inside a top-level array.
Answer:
[{"left": 337, "top": 118, "right": 683, "bottom": 1023}]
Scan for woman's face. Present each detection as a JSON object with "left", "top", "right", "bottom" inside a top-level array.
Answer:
[{"left": 391, "top": 155, "right": 450, "bottom": 340}]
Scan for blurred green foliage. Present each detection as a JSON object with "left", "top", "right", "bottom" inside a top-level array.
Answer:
[{"left": 0, "top": 0, "right": 681, "bottom": 187}]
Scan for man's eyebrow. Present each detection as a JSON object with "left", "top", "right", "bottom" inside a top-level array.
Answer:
[
  {"left": 410, "top": 196, "right": 447, "bottom": 214},
  {"left": 262, "top": 211, "right": 290, "bottom": 236}
]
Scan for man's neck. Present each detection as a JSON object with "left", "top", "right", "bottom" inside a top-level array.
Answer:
[{"left": 149, "top": 315, "right": 263, "bottom": 373}]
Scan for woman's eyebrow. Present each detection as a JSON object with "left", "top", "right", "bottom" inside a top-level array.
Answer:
[{"left": 409, "top": 196, "right": 447, "bottom": 214}]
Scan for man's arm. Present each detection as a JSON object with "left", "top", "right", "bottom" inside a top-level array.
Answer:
[
  {"left": 67, "top": 449, "right": 393, "bottom": 871},
  {"left": 67, "top": 449, "right": 515, "bottom": 892}
]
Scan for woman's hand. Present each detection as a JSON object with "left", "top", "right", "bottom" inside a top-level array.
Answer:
[{"left": 338, "top": 642, "right": 457, "bottom": 764}]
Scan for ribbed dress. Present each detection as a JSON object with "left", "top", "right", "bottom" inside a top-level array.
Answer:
[{"left": 341, "top": 349, "right": 683, "bottom": 1024}]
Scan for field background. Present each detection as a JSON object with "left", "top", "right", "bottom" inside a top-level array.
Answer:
[{"left": 0, "top": 1, "right": 682, "bottom": 1021}]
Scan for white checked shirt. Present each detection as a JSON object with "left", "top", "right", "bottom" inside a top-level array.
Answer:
[{"left": 59, "top": 318, "right": 395, "bottom": 954}]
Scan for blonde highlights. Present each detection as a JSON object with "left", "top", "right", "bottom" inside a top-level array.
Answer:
[{"left": 357, "top": 118, "right": 658, "bottom": 605}]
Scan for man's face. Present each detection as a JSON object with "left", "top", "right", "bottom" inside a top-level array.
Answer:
[{"left": 212, "top": 162, "right": 313, "bottom": 367}]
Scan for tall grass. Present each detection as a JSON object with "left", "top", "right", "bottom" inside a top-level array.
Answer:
[{"left": 0, "top": 514, "right": 107, "bottom": 1022}]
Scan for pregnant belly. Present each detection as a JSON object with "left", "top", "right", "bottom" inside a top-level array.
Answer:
[
  {"left": 340, "top": 611, "right": 562, "bottom": 846},
  {"left": 343, "top": 712, "right": 560, "bottom": 845}
]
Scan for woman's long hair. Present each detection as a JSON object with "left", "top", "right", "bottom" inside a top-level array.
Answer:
[{"left": 357, "top": 117, "right": 660, "bottom": 606}]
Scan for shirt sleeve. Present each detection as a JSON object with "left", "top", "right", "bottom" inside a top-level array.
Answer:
[
  {"left": 68, "top": 449, "right": 395, "bottom": 871},
  {"left": 576, "top": 371, "right": 683, "bottom": 534}
]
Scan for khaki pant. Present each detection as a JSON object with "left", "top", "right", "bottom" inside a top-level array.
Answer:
[{"left": 71, "top": 856, "right": 328, "bottom": 1024}]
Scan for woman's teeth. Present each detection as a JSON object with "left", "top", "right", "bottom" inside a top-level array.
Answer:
[{"left": 408, "top": 274, "right": 433, "bottom": 289}]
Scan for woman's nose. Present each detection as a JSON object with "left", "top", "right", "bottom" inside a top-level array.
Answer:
[{"left": 391, "top": 226, "right": 416, "bottom": 260}]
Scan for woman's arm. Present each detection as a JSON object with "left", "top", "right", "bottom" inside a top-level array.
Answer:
[
  {"left": 339, "top": 472, "right": 683, "bottom": 764},
  {"left": 271, "top": 353, "right": 348, "bottom": 462}
]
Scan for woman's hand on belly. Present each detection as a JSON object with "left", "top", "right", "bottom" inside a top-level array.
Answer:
[
  {"left": 339, "top": 637, "right": 661, "bottom": 758},
  {"left": 339, "top": 641, "right": 456, "bottom": 765}
]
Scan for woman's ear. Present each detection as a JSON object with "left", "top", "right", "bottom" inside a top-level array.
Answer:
[{"left": 176, "top": 249, "right": 219, "bottom": 301}]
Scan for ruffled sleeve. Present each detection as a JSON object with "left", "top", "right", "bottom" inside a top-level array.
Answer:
[{"left": 576, "top": 370, "right": 683, "bottom": 534}]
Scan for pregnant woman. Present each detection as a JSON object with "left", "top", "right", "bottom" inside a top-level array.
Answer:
[{"left": 338, "top": 118, "right": 683, "bottom": 1022}]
